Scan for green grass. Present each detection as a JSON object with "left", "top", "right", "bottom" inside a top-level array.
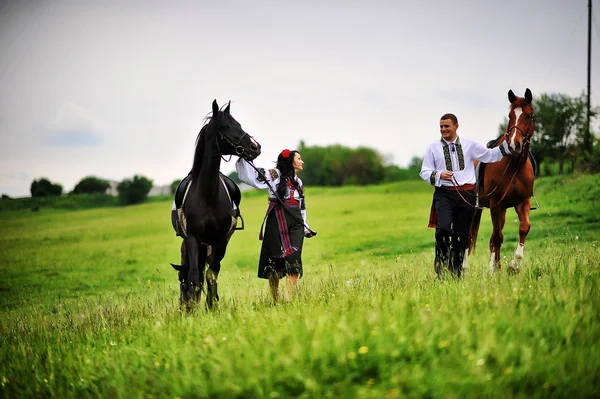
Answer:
[{"left": 0, "top": 175, "right": 599, "bottom": 398}]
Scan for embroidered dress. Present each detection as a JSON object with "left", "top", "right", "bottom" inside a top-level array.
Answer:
[{"left": 236, "top": 158, "right": 310, "bottom": 279}]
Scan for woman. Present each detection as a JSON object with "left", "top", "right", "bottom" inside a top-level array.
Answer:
[{"left": 236, "top": 149, "right": 315, "bottom": 302}]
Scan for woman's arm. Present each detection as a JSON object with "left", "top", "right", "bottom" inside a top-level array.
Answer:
[{"left": 235, "top": 158, "right": 280, "bottom": 190}]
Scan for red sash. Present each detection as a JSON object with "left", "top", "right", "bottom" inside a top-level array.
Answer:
[{"left": 259, "top": 200, "right": 298, "bottom": 258}]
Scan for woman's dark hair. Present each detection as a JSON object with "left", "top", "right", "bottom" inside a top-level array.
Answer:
[{"left": 276, "top": 150, "right": 303, "bottom": 199}]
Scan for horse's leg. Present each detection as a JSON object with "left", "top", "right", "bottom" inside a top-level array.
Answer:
[
  {"left": 206, "top": 243, "right": 226, "bottom": 309},
  {"left": 186, "top": 236, "right": 206, "bottom": 303},
  {"left": 196, "top": 246, "right": 207, "bottom": 303},
  {"left": 508, "top": 198, "right": 531, "bottom": 274},
  {"left": 488, "top": 207, "right": 507, "bottom": 274},
  {"left": 178, "top": 240, "right": 191, "bottom": 308}
]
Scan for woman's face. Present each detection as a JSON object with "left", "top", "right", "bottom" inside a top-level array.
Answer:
[{"left": 292, "top": 152, "right": 304, "bottom": 173}]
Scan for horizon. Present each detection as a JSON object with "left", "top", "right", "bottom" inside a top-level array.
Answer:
[{"left": 1, "top": 0, "right": 598, "bottom": 197}]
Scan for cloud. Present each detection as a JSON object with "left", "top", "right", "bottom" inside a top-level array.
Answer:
[
  {"left": 45, "top": 129, "right": 102, "bottom": 147},
  {"left": 43, "top": 102, "right": 104, "bottom": 147}
]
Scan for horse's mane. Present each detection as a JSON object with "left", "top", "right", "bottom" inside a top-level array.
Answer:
[{"left": 190, "top": 114, "right": 217, "bottom": 181}]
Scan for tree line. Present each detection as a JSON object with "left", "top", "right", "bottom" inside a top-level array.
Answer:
[
  {"left": 10, "top": 90, "right": 599, "bottom": 204},
  {"left": 27, "top": 175, "right": 153, "bottom": 205}
]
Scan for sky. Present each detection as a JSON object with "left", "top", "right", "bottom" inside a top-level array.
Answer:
[{"left": 1, "top": 0, "right": 599, "bottom": 197}]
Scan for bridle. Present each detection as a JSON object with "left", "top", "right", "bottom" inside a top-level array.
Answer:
[
  {"left": 215, "top": 127, "right": 256, "bottom": 162},
  {"left": 504, "top": 105, "right": 536, "bottom": 150}
]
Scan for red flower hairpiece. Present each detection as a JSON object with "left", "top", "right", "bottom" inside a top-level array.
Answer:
[{"left": 281, "top": 149, "right": 291, "bottom": 159}]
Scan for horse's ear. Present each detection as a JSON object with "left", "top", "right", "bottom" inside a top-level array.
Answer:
[
  {"left": 212, "top": 100, "right": 219, "bottom": 116},
  {"left": 508, "top": 90, "right": 516, "bottom": 104},
  {"left": 224, "top": 101, "right": 231, "bottom": 115},
  {"left": 524, "top": 88, "right": 532, "bottom": 104},
  {"left": 170, "top": 263, "right": 183, "bottom": 271}
]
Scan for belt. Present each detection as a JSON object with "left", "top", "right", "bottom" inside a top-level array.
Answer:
[{"left": 440, "top": 184, "right": 475, "bottom": 191}]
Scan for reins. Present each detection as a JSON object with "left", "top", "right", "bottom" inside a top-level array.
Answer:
[{"left": 245, "top": 160, "right": 317, "bottom": 236}]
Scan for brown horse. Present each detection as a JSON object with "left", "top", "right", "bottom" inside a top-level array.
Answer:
[{"left": 468, "top": 88, "right": 535, "bottom": 274}]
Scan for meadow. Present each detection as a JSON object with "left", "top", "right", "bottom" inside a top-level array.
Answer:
[{"left": 0, "top": 174, "right": 599, "bottom": 398}]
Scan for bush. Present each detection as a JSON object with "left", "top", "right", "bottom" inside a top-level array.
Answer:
[
  {"left": 117, "top": 175, "right": 153, "bottom": 205},
  {"left": 72, "top": 176, "right": 111, "bottom": 195},
  {"left": 30, "top": 178, "right": 63, "bottom": 197}
]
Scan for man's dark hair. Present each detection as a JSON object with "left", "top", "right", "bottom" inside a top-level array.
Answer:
[{"left": 440, "top": 113, "right": 458, "bottom": 125}]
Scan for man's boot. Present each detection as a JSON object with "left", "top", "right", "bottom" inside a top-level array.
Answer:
[
  {"left": 450, "top": 247, "right": 465, "bottom": 278},
  {"left": 434, "top": 234, "right": 451, "bottom": 277}
]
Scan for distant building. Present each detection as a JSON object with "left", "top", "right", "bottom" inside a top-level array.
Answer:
[
  {"left": 105, "top": 180, "right": 119, "bottom": 196},
  {"left": 148, "top": 185, "right": 171, "bottom": 196},
  {"left": 103, "top": 179, "right": 251, "bottom": 197}
]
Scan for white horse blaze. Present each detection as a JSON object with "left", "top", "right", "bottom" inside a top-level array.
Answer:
[{"left": 510, "top": 107, "right": 523, "bottom": 150}]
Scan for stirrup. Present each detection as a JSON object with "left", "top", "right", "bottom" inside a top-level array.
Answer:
[
  {"left": 530, "top": 193, "right": 541, "bottom": 210},
  {"left": 474, "top": 194, "right": 484, "bottom": 210},
  {"left": 235, "top": 213, "right": 245, "bottom": 230}
]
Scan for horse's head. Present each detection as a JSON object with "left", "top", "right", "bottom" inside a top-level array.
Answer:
[
  {"left": 171, "top": 262, "right": 191, "bottom": 305},
  {"left": 211, "top": 100, "right": 261, "bottom": 161},
  {"left": 505, "top": 88, "right": 535, "bottom": 155}
]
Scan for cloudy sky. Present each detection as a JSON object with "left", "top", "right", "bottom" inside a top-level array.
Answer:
[{"left": 1, "top": 0, "right": 598, "bottom": 197}]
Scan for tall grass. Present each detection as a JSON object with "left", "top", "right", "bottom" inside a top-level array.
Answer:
[{"left": 0, "top": 175, "right": 598, "bottom": 398}]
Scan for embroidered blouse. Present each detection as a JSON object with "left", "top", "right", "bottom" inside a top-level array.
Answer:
[
  {"left": 420, "top": 137, "right": 509, "bottom": 187},
  {"left": 236, "top": 158, "right": 310, "bottom": 231}
]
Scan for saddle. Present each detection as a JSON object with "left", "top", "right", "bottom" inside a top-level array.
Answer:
[{"left": 171, "top": 173, "right": 244, "bottom": 237}]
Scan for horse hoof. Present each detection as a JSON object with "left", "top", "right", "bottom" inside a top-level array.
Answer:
[{"left": 507, "top": 261, "right": 520, "bottom": 275}]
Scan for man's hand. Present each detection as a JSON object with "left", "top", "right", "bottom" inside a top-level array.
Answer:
[{"left": 440, "top": 171, "right": 453, "bottom": 181}]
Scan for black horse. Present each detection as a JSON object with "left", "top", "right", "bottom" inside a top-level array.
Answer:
[{"left": 171, "top": 100, "right": 261, "bottom": 308}]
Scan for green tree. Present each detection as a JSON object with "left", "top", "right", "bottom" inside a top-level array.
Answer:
[
  {"left": 534, "top": 92, "right": 587, "bottom": 174},
  {"left": 298, "top": 141, "right": 389, "bottom": 186},
  {"left": 117, "top": 175, "right": 153, "bottom": 205},
  {"left": 72, "top": 176, "right": 110, "bottom": 195},
  {"left": 30, "top": 178, "right": 63, "bottom": 197}
]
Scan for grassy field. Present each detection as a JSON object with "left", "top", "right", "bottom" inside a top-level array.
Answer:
[{"left": 0, "top": 174, "right": 599, "bottom": 398}]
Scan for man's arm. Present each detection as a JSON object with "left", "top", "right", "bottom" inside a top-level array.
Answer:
[
  {"left": 471, "top": 140, "right": 510, "bottom": 163},
  {"left": 419, "top": 147, "right": 442, "bottom": 186}
]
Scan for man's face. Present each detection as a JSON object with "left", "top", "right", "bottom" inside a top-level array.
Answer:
[{"left": 440, "top": 118, "right": 458, "bottom": 142}]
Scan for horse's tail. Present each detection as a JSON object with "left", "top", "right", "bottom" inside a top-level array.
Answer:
[{"left": 467, "top": 208, "right": 483, "bottom": 255}]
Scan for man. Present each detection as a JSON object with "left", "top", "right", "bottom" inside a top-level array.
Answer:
[{"left": 420, "top": 113, "right": 510, "bottom": 277}]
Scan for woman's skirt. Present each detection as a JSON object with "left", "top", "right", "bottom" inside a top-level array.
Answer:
[{"left": 258, "top": 205, "right": 304, "bottom": 279}]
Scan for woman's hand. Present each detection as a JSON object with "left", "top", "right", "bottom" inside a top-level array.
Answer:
[{"left": 304, "top": 230, "right": 316, "bottom": 238}]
